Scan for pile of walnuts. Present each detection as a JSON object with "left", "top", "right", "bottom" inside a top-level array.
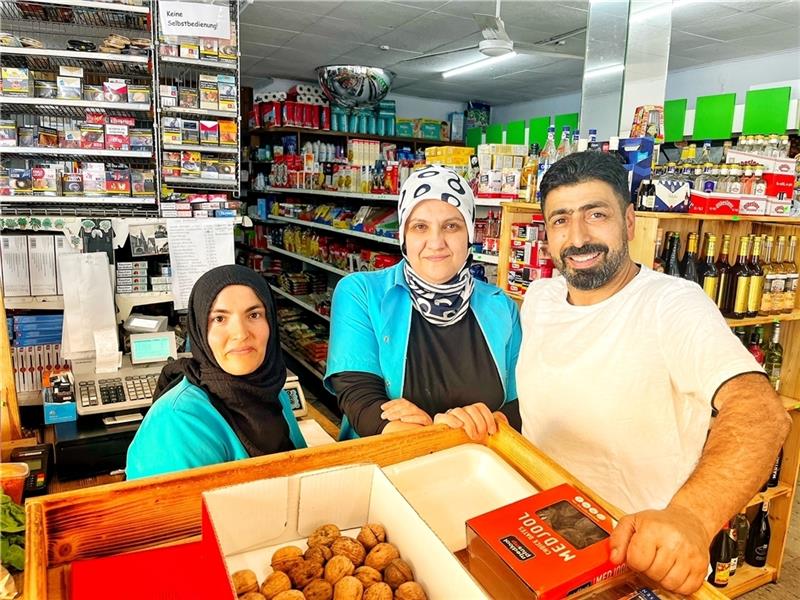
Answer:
[{"left": 231, "top": 523, "right": 427, "bottom": 600}]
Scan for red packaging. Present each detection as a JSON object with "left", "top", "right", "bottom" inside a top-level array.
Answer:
[
  {"left": 507, "top": 283, "right": 528, "bottom": 296},
  {"left": 763, "top": 172, "right": 796, "bottom": 199},
  {"left": 108, "top": 116, "right": 136, "bottom": 127},
  {"left": 281, "top": 101, "right": 295, "bottom": 127},
  {"left": 688, "top": 191, "right": 709, "bottom": 214},
  {"left": 310, "top": 104, "right": 320, "bottom": 129},
  {"left": 467, "top": 483, "right": 624, "bottom": 600},
  {"left": 259, "top": 102, "right": 282, "bottom": 128},
  {"left": 85, "top": 112, "right": 106, "bottom": 125},
  {"left": 706, "top": 194, "right": 740, "bottom": 216},
  {"left": 248, "top": 108, "right": 260, "bottom": 130},
  {"left": 105, "top": 167, "right": 131, "bottom": 195},
  {"left": 321, "top": 105, "right": 331, "bottom": 131},
  {"left": 300, "top": 103, "right": 312, "bottom": 128}
]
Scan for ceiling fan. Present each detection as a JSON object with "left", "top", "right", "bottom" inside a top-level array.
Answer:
[{"left": 398, "top": 0, "right": 584, "bottom": 67}]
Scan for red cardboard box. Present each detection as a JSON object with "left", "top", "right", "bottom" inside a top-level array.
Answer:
[
  {"left": 466, "top": 483, "right": 624, "bottom": 600},
  {"left": 259, "top": 101, "right": 282, "bottom": 128},
  {"left": 706, "top": 194, "right": 740, "bottom": 216},
  {"left": 764, "top": 172, "right": 796, "bottom": 199},
  {"left": 688, "top": 190, "right": 709, "bottom": 214}
]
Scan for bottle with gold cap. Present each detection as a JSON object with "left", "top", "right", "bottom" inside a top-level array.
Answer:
[
  {"left": 747, "top": 235, "right": 765, "bottom": 318},
  {"left": 699, "top": 234, "right": 720, "bottom": 302},
  {"left": 723, "top": 235, "right": 752, "bottom": 319},
  {"left": 769, "top": 236, "right": 788, "bottom": 315},
  {"left": 781, "top": 235, "right": 798, "bottom": 313},
  {"left": 759, "top": 236, "right": 775, "bottom": 316},
  {"left": 715, "top": 234, "right": 732, "bottom": 310}
]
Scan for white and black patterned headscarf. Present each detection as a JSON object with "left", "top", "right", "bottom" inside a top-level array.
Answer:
[{"left": 398, "top": 165, "right": 476, "bottom": 327}]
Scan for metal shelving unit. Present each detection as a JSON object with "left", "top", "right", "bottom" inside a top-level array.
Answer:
[
  {"left": 1, "top": 195, "right": 155, "bottom": 206},
  {"left": 0, "top": 148, "right": 152, "bottom": 159},
  {"left": 269, "top": 284, "right": 330, "bottom": 323},
  {"left": 162, "top": 176, "right": 238, "bottom": 190},
  {"left": 162, "top": 106, "right": 239, "bottom": 119},
  {"left": 265, "top": 215, "right": 400, "bottom": 246},
  {"left": 162, "top": 144, "right": 239, "bottom": 155},
  {"left": 159, "top": 55, "right": 237, "bottom": 71}
]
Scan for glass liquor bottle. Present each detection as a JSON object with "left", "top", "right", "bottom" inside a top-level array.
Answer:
[
  {"left": 556, "top": 126, "right": 571, "bottom": 160},
  {"left": 681, "top": 232, "right": 700, "bottom": 284},
  {"left": 760, "top": 236, "right": 776, "bottom": 315},
  {"left": 728, "top": 165, "right": 743, "bottom": 195},
  {"left": 745, "top": 501, "right": 771, "bottom": 567},
  {"left": 706, "top": 164, "right": 719, "bottom": 192},
  {"left": 538, "top": 126, "right": 558, "bottom": 186},
  {"left": 780, "top": 235, "right": 797, "bottom": 313},
  {"left": 698, "top": 141, "right": 712, "bottom": 164},
  {"left": 715, "top": 234, "right": 732, "bottom": 310},
  {"left": 699, "top": 234, "right": 720, "bottom": 301},
  {"left": 520, "top": 144, "right": 540, "bottom": 202},
  {"left": 764, "top": 323, "right": 783, "bottom": 392},
  {"left": 769, "top": 236, "right": 788, "bottom": 315},
  {"left": 747, "top": 235, "right": 765, "bottom": 318},
  {"left": 588, "top": 128, "right": 599, "bottom": 151},
  {"left": 653, "top": 227, "right": 666, "bottom": 272},
  {"left": 666, "top": 232, "right": 682, "bottom": 277},
  {"left": 693, "top": 165, "right": 705, "bottom": 190},
  {"left": 723, "top": 236, "right": 752, "bottom": 319},
  {"left": 753, "top": 168, "right": 767, "bottom": 197},
  {"left": 741, "top": 166, "right": 755, "bottom": 194},
  {"left": 571, "top": 129, "right": 580, "bottom": 154},
  {"left": 747, "top": 329, "right": 765, "bottom": 365},
  {"left": 708, "top": 524, "right": 733, "bottom": 587},
  {"left": 717, "top": 164, "right": 730, "bottom": 193}
]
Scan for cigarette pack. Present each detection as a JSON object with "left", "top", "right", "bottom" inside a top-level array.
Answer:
[
  {"left": 104, "top": 124, "right": 130, "bottom": 151},
  {"left": 199, "top": 74, "right": 218, "bottom": 110},
  {"left": 201, "top": 158, "right": 219, "bottom": 179},
  {"left": 38, "top": 127, "right": 58, "bottom": 147},
  {"left": 219, "top": 120, "right": 237, "bottom": 145},
  {"left": 0, "top": 120, "right": 17, "bottom": 147},
  {"left": 218, "top": 158, "right": 235, "bottom": 180},
  {"left": 162, "top": 117, "right": 182, "bottom": 145},
  {"left": 85, "top": 112, "right": 106, "bottom": 125},
  {"left": 131, "top": 169, "right": 155, "bottom": 196},
  {"left": 217, "top": 74, "right": 236, "bottom": 112},
  {"left": 160, "top": 84, "right": 178, "bottom": 107},
  {"left": 105, "top": 166, "right": 131, "bottom": 195},
  {"left": 181, "top": 151, "right": 201, "bottom": 177},
  {"left": 200, "top": 38, "right": 218, "bottom": 60},
  {"left": 199, "top": 120, "right": 219, "bottom": 145},
  {"left": 34, "top": 80, "right": 57, "bottom": 99},
  {"left": 80, "top": 123, "right": 104, "bottom": 149},
  {"left": 9, "top": 169, "right": 32, "bottom": 194},
  {"left": 1, "top": 67, "right": 31, "bottom": 96},
  {"left": 81, "top": 163, "right": 106, "bottom": 195},
  {"left": 179, "top": 41, "right": 199, "bottom": 60},
  {"left": 32, "top": 165, "right": 59, "bottom": 196},
  {"left": 127, "top": 85, "right": 150, "bottom": 104},
  {"left": 56, "top": 76, "right": 82, "bottom": 100},
  {"left": 61, "top": 173, "right": 83, "bottom": 196},
  {"left": 181, "top": 119, "right": 200, "bottom": 145},
  {"left": 102, "top": 79, "right": 128, "bottom": 103},
  {"left": 83, "top": 84, "right": 104, "bottom": 102},
  {"left": 179, "top": 86, "right": 198, "bottom": 109},
  {"left": 60, "top": 125, "right": 81, "bottom": 149},
  {"left": 59, "top": 65, "right": 83, "bottom": 78},
  {"left": 130, "top": 128, "right": 154, "bottom": 152}
]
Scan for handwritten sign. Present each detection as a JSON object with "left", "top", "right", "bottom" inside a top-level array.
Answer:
[{"left": 159, "top": 1, "right": 230, "bottom": 40}]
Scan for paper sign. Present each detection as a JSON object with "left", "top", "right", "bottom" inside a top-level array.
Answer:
[
  {"left": 159, "top": 1, "right": 230, "bottom": 40},
  {"left": 167, "top": 218, "right": 234, "bottom": 310}
]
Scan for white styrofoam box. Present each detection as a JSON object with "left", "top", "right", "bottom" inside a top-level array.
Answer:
[
  {"left": 203, "top": 464, "right": 487, "bottom": 599},
  {"left": 0, "top": 234, "right": 31, "bottom": 297},
  {"left": 382, "top": 444, "right": 538, "bottom": 552},
  {"left": 27, "top": 235, "right": 57, "bottom": 296}
]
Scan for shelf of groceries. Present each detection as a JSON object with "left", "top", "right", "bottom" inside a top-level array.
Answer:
[
  {"left": 242, "top": 243, "right": 350, "bottom": 277},
  {"left": 264, "top": 215, "right": 399, "bottom": 246},
  {"left": 269, "top": 284, "right": 330, "bottom": 323},
  {"left": 280, "top": 342, "right": 324, "bottom": 381}
]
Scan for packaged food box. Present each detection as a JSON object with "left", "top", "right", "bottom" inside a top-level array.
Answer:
[
  {"left": 105, "top": 124, "right": 130, "bottom": 151},
  {"left": 199, "top": 120, "right": 219, "bottom": 145},
  {"left": 217, "top": 74, "right": 236, "bottom": 112},
  {"left": 61, "top": 173, "right": 83, "bottom": 196},
  {"left": 80, "top": 123, "right": 104, "bottom": 149},
  {"left": 1, "top": 67, "right": 31, "bottom": 96},
  {"left": 105, "top": 166, "right": 131, "bottom": 195},
  {"left": 199, "top": 74, "right": 218, "bottom": 110},
  {"left": 0, "top": 120, "right": 18, "bottom": 147},
  {"left": 102, "top": 79, "right": 128, "bottom": 103},
  {"left": 219, "top": 120, "right": 237, "bottom": 145},
  {"left": 181, "top": 119, "right": 200, "bottom": 145},
  {"left": 81, "top": 163, "right": 106, "bottom": 195},
  {"left": 179, "top": 86, "right": 198, "bottom": 109}
]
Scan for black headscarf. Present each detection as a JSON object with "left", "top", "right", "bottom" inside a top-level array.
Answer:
[{"left": 154, "top": 265, "right": 292, "bottom": 456}]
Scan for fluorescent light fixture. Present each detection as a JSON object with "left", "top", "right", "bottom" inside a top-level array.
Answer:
[
  {"left": 442, "top": 52, "right": 517, "bottom": 79},
  {"left": 630, "top": 0, "right": 702, "bottom": 24},
  {"left": 584, "top": 64, "right": 625, "bottom": 78}
]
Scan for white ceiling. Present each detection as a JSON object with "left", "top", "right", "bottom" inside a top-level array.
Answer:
[{"left": 238, "top": 0, "right": 800, "bottom": 105}]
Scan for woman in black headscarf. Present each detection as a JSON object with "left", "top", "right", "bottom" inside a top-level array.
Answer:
[{"left": 126, "top": 265, "right": 306, "bottom": 479}]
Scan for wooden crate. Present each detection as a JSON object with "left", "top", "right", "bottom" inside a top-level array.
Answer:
[{"left": 24, "top": 425, "right": 726, "bottom": 600}]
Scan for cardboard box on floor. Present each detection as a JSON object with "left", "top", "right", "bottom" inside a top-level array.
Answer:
[{"left": 201, "top": 463, "right": 487, "bottom": 599}]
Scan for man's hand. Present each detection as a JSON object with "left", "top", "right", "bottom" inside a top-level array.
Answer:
[
  {"left": 433, "top": 403, "right": 497, "bottom": 442},
  {"left": 380, "top": 398, "right": 432, "bottom": 426},
  {"left": 609, "top": 505, "right": 712, "bottom": 595}
]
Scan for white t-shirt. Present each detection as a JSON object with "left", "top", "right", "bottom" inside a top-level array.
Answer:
[{"left": 517, "top": 266, "right": 763, "bottom": 514}]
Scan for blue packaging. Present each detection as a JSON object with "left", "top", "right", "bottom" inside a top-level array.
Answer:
[
  {"left": 215, "top": 209, "right": 237, "bottom": 218},
  {"left": 43, "top": 388, "right": 76, "bottom": 425},
  {"left": 617, "top": 137, "right": 654, "bottom": 204}
]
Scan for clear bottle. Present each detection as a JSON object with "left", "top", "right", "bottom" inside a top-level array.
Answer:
[
  {"left": 693, "top": 165, "right": 705, "bottom": 190},
  {"left": 698, "top": 141, "right": 712, "bottom": 164},
  {"left": 706, "top": 164, "right": 719, "bottom": 193},
  {"left": 520, "top": 143, "right": 540, "bottom": 202},
  {"left": 753, "top": 135, "right": 765, "bottom": 155},
  {"left": 753, "top": 168, "right": 767, "bottom": 196},
  {"left": 717, "top": 164, "right": 730, "bottom": 193},
  {"left": 779, "top": 135, "right": 790, "bottom": 158},
  {"left": 728, "top": 165, "right": 743, "bottom": 195},
  {"left": 571, "top": 129, "right": 580, "bottom": 154},
  {"left": 588, "top": 128, "right": 599, "bottom": 151},
  {"left": 556, "top": 126, "right": 571, "bottom": 160},
  {"left": 781, "top": 235, "right": 797, "bottom": 313},
  {"left": 770, "top": 236, "right": 788, "bottom": 315},
  {"left": 741, "top": 166, "right": 755, "bottom": 195},
  {"left": 686, "top": 143, "right": 698, "bottom": 164},
  {"left": 759, "top": 236, "right": 775, "bottom": 316},
  {"left": 764, "top": 323, "right": 784, "bottom": 391},
  {"left": 538, "top": 126, "right": 558, "bottom": 194}
]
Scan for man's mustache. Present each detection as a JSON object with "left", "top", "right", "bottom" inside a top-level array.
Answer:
[{"left": 560, "top": 243, "right": 609, "bottom": 263}]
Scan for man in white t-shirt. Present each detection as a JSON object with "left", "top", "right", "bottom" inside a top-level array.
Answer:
[{"left": 517, "top": 151, "right": 790, "bottom": 595}]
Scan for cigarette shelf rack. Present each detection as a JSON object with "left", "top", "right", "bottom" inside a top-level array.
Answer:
[{"left": 497, "top": 200, "right": 800, "bottom": 598}]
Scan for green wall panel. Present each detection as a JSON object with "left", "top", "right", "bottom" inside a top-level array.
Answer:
[
  {"left": 693, "top": 93, "right": 736, "bottom": 140},
  {"left": 485, "top": 123, "right": 504, "bottom": 144},
  {"left": 554, "top": 113, "right": 579, "bottom": 137},
  {"left": 664, "top": 98, "right": 688, "bottom": 142},
  {"left": 742, "top": 87, "right": 791, "bottom": 135},
  {"left": 505, "top": 120, "right": 526, "bottom": 145},
  {"left": 465, "top": 127, "right": 483, "bottom": 150},
  {"left": 528, "top": 116, "right": 551, "bottom": 149}
]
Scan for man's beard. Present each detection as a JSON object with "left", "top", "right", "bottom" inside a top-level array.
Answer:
[{"left": 553, "top": 238, "right": 629, "bottom": 291}]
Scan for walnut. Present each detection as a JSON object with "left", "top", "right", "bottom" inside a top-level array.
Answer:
[
  {"left": 356, "top": 524, "right": 386, "bottom": 550},
  {"left": 363, "top": 582, "right": 392, "bottom": 600},
  {"left": 271, "top": 546, "right": 304, "bottom": 573},
  {"left": 272, "top": 591, "right": 305, "bottom": 600},
  {"left": 288, "top": 559, "right": 324, "bottom": 588},
  {"left": 353, "top": 565, "right": 382, "bottom": 588},
  {"left": 364, "top": 543, "right": 400, "bottom": 572},
  {"left": 240, "top": 593, "right": 267, "bottom": 600},
  {"left": 324, "top": 554, "right": 355, "bottom": 584},
  {"left": 333, "top": 575, "right": 364, "bottom": 600},
  {"left": 308, "top": 523, "right": 341, "bottom": 547},
  {"left": 303, "top": 579, "right": 334, "bottom": 600},
  {"left": 260, "top": 571, "right": 292, "bottom": 599},
  {"left": 331, "top": 536, "right": 366, "bottom": 567},
  {"left": 232, "top": 569, "right": 259, "bottom": 595},
  {"left": 383, "top": 559, "right": 413, "bottom": 590},
  {"left": 305, "top": 544, "right": 334, "bottom": 564},
  {"left": 394, "top": 582, "right": 427, "bottom": 600}
]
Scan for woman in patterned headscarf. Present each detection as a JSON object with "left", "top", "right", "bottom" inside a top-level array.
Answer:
[{"left": 325, "top": 165, "right": 522, "bottom": 441}]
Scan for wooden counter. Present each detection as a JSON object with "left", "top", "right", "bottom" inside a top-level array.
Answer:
[{"left": 24, "top": 424, "right": 727, "bottom": 600}]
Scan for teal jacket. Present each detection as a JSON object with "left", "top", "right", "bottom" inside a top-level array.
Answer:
[
  {"left": 325, "top": 261, "right": 521, "bottom": 439},
  {"left": 125, "top": 377, "right": 307, "bottom": 480}
]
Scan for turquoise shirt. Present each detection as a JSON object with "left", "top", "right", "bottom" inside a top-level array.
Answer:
[
  {"left": 325, "top": 261, "right": 522, "bottom": 439},
  {"left": 125, "top": 377, "right": 307, "bottom": 480}
]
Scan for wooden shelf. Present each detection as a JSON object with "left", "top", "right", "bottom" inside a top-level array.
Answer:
[
  {"left": 781, "top": 395, "right": 800, "bottom": 411},
  {"left": 745, "top": 483, "right": 793, "bottom": 509},
  {"left": 725, "top": 310, "right": 800, "bottom": 327},
  {"left": 496, "top": 201, "right": 543, "bottom": 212},
  {"left": 260, "top": 186, "right": 397, "bottom": 202},
  {"left": 249, "top": 126, "right": 463, "bottom": 147},
  {"left": 636, "top": 211, "right": 800, "bottom": 225},
  {"left": 725, "top": 563, "right": 776, "bottom": 597}
]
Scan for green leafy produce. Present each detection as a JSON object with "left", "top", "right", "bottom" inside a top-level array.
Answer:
[{"left": 0, "top": 494, "right": 25, "bottom": 571}]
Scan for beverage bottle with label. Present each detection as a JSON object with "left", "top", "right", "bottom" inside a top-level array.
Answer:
[
  {"left": 753, "top": 168, "right": 767, "bottom": 197},
  {"left": 760, "top": 236, "right": 776, "bottom": 315},
  {"left": 781, "top": 235, "right": 797, "bottom": 313},
  {"left": 728, "top": 165, "right": 743, "bottom": 195},
  {"left": 520, "top": 143, "right": 540, "bottom": 202},
  {"left": 741, "top": 166, "right": 755, "bottom": 194},
  {"left": 588, "top": 128, "right": 599, "bottom": 151},
  {"left": 653, "top": 227, "right": 666, "bottom": 272},
  {"left": 705, "top": 164, "right": 719, "bottom": 192},
  {"left": 538, "top": 126, "right": 558, "bottom": 192},
  {"left": 556, "top": 126, "right": 571, "bottom": 161},
  {"left": 571, "top": 129, "right": 580, "bottom": 154},
  {"left": 764, "top": 323, "right": 783, "bottom": 391},
  {"left": 636, "top": 179, "right": 655, "bottom": 212},
  {"left": 747, "top": 330, "right": 765, "bottom": 365},
  {"left": 693, "top": 165, "right": 705, "bottom": 190},
  {"left": 698, "top": 141, "right": 712, "bottom": 164},
  {"left": 686, "top": 143, "right": 697, "bottom": 164},
  {"left": 699, "top": 234, "right": 720, "bottom": 301},
  {"left": 747, "top": 235, "right": 765, "bottom": 318},
  {"left": 779, "top": 135, "right": 791, "bottom": 158},
  {"left": 716, "top": 164, "right": 729, "bottom": 192},
  {"left": 666, "top": 233, "right": 682, "bottom": 277},
  {"left": 766, "top": 134, "right": 780, "bottom": 157},
  {"left": 681, "top": 232, "right": 700, "bottom": 284},
  {"left": 715, "top": 234, "right": 732, "bottom": 310},
  {"left": 728, "top": 520, "right": 739, "bottom": 577},
  {"left": 745, "top": 501, "right": 771, "bottom": 567},
  {"left": 769, "top": 236, "right": 788, "bottom": 315},
  {"left": 733, "top": 327, "right": 748, "bottom": 346},
  {"left": 708, "top": 524, "right": 733, "bottom": 587},
  {"left": 766, "top": 448, "right": 783, "bottom": 489},
  {"left": 723, "top": 236, "right": 752, "bottom": 318},
  {"left": 733, "top": 511, "right": 750, "bottom": 570}
]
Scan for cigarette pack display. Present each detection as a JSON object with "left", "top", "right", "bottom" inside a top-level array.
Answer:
[
  {"left": 116, "top": 284, "right": 148, "bottom": 293},
  {"left": 81, "top": 163, "right": 106, "bottom": 195},
  {"left": 218, "top": 159, "right": 235, "bottom": 180},
  {"left": 37, "top": 126, "right": 58, "bottom": 147},
  {"left": 127, "top": 85, "right": 150, "bottom": 104},
  {"left": 34, "top": 80, "right": 57, "bottom": 99},
  {"left": 83, "top": 84, "right": 104, "bottom": 102},
  {"left": 32, "top": 165, "right": 59, "bottom": 195},
  {"left": 181, "top": 120, "right": 200, "bottom": 145},
  {"left": 9, "top": 169, "right": 32, "bottom": 194},
  {"left": 467, "top": 483, "right": 622, "bottom": 600},
  {"left": 218, "top": 37, "right": 237, "bottom": 63},
  {"left": 217, "top": 74, "right": 236, "bottom": 112},
  {"left": 105, "top": 124, "right": 130, "bottom": 150},
  {"left": 219, "top": 120, "right": 236, "bottom": 145},
  {"left": 80, "top": 123, "right": 104, "bottom": 149},
  {"left": 199, "top": 74, "right": 218, "bottom": 110},
  {"left": 179, "top": 41, "right": 199, "bottom": 59},
  {"left": 197, "top": 202, "right": 221, "bottom": 210},
  {"left": 201, "top": 158, "right": 219, "bottom": 179},
  {"left": 85, "top": 112, "right": 106, "bottom": 125},
  {"left": 192, "top": 209, "right": 210, "bottom": 218},
  {"left": 60, "top": 126, "right": 81, "bottom": 149},
  {"left": 207, "top": 193, "right": 228, "bottom": 203},
  {"left": 102, "top": 79, "right": 128, "bottom": 103},
  {"left": 61, "top": 173, "right": 83, "bottom": 196},
  {"left": 214, "top": 209, "right": 236, "bottom": 218},
  {"left": 162, "top": 117, "right": 182, "bottom": 145},
  {"left": 160, "top": 43, "right": 178, "bottom": 57},
  {"left": 105, "top": 166, "right": 131, "bottom": 195},
  {"left": 0, "top": 235, "right": 31, "bottom": 297},
  {"left": 0, "top": 120, "right": 17, "bottom": 147},
  {"left": 131, "top": 169, "right": 155, "bottom": 196},
  {"left": 179, "top": 86, "right": 198, "bottom": 109},
  {"left": 199, "top": 120, "right": 219, "bottom": 145},
  {"left": 56, "top": 76, "right": 81, "bottom": 100},
  {"left": 200, "top": 38, "right": 218, "bottom": 59},
  {"left": 59, "top": 65, "right": 83, "bottom": 78},
  {"left": 187, "top": 194, "right": 208, "bottom": 204},
  {"left": 1, "top": 67, "right": 31, "bottom": 96},
  {"left": 116, "top": 275, "right": 146, "bottom": 285},
  {"left": 0, "top": 170, "right": 9, "bottom": 196},
  {"left": 160, "top": 84, "right": 178, "bottom": 107},
  {"left": 27, "top": 235, "right": 57, "bottom": 296},
  {"left": 130, "top": 128, "right": 154, "bottom": 152},
  {"left": 181, "top": 151, "right": 201, "bottom": 177}
]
